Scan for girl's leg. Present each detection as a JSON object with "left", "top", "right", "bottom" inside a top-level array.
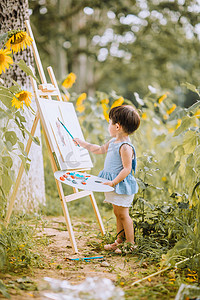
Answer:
[
  {"left": 113, "top": 204, "right": 125, "bottom": 243},
  {"left": 104, "top": 205, "right": 124, "bottom": 251},
  {"left": 113, "top": 204, "right": 134, "bottom": 244}
]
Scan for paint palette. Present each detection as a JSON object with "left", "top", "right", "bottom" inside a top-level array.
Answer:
[{"left": 54, "top": 171, "right": 114, "bottom": 192}]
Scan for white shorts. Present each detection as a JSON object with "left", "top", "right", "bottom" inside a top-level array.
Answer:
[{"left": 104, "top": 191, "right": 134, "bottom": 208}]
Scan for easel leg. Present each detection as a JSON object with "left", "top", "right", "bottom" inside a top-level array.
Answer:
[
  {"left": 4, "top": 112, "right": 40, "bottom": 227},
  {"left": 42, "top": 128, "right": 78, "bottom": 253},
  {"left": 56, "top": 182, "right": 78, "bottom": 253},
  {"left": 89, "top": 192, "right": 105, "bottom": 235}
]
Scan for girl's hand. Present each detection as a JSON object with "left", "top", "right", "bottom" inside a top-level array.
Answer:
[
  {"left": 73, "top": 138, "right": 83, "bottom": 147},
  {"left": 103, "top": 181, "right": 115, "bottom": 187}
]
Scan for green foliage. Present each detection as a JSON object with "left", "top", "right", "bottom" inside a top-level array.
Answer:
[
  {"left": 0, "top": 216, "right": 44, "bottom": 272},
  {"left": 29, "top": 0, "right": 200, "bottom": 106},
  {"left": 0, "top": 29, "right": 41, "bottom": 274},
  {"left": 129, "top": 84, "right": 199, "bottom": 276},
  {"left": 0, "top": 280, "right": 10, "bottom": 299},
  {"left": 0, "top": 82, "right": 39, "bottom": 218},
  {"left": 17, "top": 60, "right": 40, "bottom": 84}
]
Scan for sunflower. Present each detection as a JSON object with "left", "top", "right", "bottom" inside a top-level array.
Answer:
[
  {"left": 175, "top": 119, "right": 182, "bottom": 129},
  {"left": 194, "top": 109, "right": 200, "bottom": 118},
  {"left": 158, "top": 92, "right": 169, "bottom": 104},
  {"left": 158, "top": 94, "right": 167, "bottom": 104},
  {"left": 12, "top": 90, "right": 32, "bottom": 109},
  {"left": 76, "top": 93, "right": 87, "bottom": 113},
  {"left": 101, "top": 103, "right": 109, "bottom": 122},
  {"left": 6, "top": 30, "right": 33, "bottom": 53},
  {"left": 111, "top": 96, "right": 124, "bottom": 109},
  {"left": 0, "top": 48, "right": 13, "bottom": 74},
  {"left": 167, "top": 104, "right": 176, "bottom": 115},
  {"left": 141, "top": 112, "right": 147, "bottom": 120},
  {"left": 100, "top": 98, "right": 109, "bottom": 104},
  {"left": 62, "top": 72, "right": 76, "bottom": 89}
]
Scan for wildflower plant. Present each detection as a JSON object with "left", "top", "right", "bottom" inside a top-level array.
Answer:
[
  {"left": 130, "top": 83, "right": 200, "bottom": 278},
  {"left": 0, "top": 29, "right": 40, "bottom": 273}
]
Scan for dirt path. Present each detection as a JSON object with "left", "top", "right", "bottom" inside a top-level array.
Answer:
[{"left": 1, "top": 216, "right": 178, "bottom": 299}]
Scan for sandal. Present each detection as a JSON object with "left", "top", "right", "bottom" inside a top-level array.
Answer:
[{"left": 104, "top": 239, "right": 122, "bottom": 251}]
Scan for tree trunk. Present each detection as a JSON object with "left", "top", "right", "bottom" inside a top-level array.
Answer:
[{"left": 0, "top": 0, "right": 45, "bottom": 212}]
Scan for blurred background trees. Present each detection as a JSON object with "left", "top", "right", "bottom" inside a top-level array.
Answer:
[{"left": 29, "top": 0, "right": 200, "bottom": 107}]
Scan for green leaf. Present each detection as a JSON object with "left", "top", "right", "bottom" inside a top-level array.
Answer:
[
  {"left": 17, "top": 141, "right": 27, "bottom": 156},
  {"left": 0, "top": 88, "right": 13, "bottom": 109},
  {"left": 183, "top": 130, "right": 197, "bottom": 155},
  {"left": 2, "top": 173, "right": 13, "bottom": 195},
  {"left": 17, "top": 60, "right": 40, "bottom": 84},
  {"left": 15, "top": 111, "right": 26, "bottom": 123},
  {"left": 9, "top": 85, "right": 20, "bottom": 94},
  {"left": 4, "top": 141, "right": 13, "bottom": 152},
  {"left": 136, "top": 178, "right": 148, "bottom": 190},
  {"left": 171, "top": 161, "right": 180, "bottom": 175},
  {"left": 0, "top": 279, "right": 10, "bottom": 299},
  {"left": 25, "top": 163, "right": 30, "bottom": 173},
  {"left": 24, "top": 128, "right": 40, "bottom": 145},
  {"left": 4, "top": 131, "right": 17, "bottom": 146},
  {"left": 0, "top": 244, "right": 6, "bottom": 269},
  {"left": 186, "top": 101, "right": 200, "bottom": 113},
  {"left": 181, "top": 82, "right": 200, "bottom": 96},
  {"left": 154, "top": 133, "right": 166, "bottom": 144},
  {"left": 0, "top": 107, "right": 7, "bottom": 120},
  {"left": 0, "top": 140, "right": 4, "bottom": 153},
  {"left": 173, "top": 116, "right": 196, "bottom": 137},
  {"left": 2, "top": 156, "right": 13, "bottom": 168},
  {"left": 32, "top": 136, "right": 40, "bottom": 146},
  {"left": 18, "top": 155, "right": 31, "bottom": 174},
  {"left": 161, "top": 206, "right": 173, "bottom": 214},
  {"left": 138, "top": 197, "right": 155, "bottom": 210}
]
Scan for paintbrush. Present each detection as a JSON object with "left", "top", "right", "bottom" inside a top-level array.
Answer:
[{"left": 57, "top": 117, "right": 80, "bottom": 147}]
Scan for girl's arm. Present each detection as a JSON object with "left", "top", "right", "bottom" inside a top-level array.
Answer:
[
  {"left": 104, "top": 144, "right": 133, "bottom": 187},
  {"left": 73, "top": 138, "right": 111, "bottom": 154}
]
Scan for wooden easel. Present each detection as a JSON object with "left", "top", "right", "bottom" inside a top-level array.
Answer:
[{"left": 4, "top": 20, "right": 105, "bottom": 254}]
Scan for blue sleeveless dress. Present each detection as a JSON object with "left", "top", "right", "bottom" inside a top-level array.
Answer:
[{"left": 98, "top": 138, "right": 138, "bottom": 207}]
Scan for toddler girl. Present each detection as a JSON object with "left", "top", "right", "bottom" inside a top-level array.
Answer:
[{"left": 74, "top": 105, "right": 140, "bottom": 253}]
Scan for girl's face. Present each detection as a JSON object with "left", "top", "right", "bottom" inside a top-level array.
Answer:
[{"left": 108, "top": 119, "right": 119, "bottom": 137}]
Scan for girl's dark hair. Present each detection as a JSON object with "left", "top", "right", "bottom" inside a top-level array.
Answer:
[{"left": 109, "top": 105, "right": 140, "bottom": 134}]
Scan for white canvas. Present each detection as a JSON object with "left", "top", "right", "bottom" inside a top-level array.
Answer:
[{"left": 38, "top": 98, "right": 93, "bottom": 170}]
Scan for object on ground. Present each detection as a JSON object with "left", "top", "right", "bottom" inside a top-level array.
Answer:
[
  {"left": 66, "top": 256, "right": 104, "bottom": 261},
  {"left": 175, "top": 284, "right": 200, "bottom": 300},
  {"left": 54, "top": 170, "right": 114, "bottom": 192},
  {"left": 42, "top": 277, "right": 124, "bottom": 300}
]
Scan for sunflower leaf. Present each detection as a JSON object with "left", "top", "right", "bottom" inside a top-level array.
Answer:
[
  {"left": 4, "top": 131, "right": 17, "bottom": 146},
  {"left": 0, "top": 87, "right": 13, "bottom": 109},
  {"left": 11, "top": 80, "right": 21, "bottom": 90},
  {"left": 32, "top": 136, "right": 40, "bottom": 146},
  {"left": 9, "top": 85, "right": 20, "bottom": 94},
  {"left": 17, "top": 60, "right": 40, "bottom": 84},
  {"left": 2, "top": 156, "right": 13, "bottom": 168}
]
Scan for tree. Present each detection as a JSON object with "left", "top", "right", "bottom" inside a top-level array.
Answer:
[
  {"left": 0, "top": 0, "right": 45, "bottom": 212},
  {"left": 29, "top": 0, "right": 200, "bottom": 106}
]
